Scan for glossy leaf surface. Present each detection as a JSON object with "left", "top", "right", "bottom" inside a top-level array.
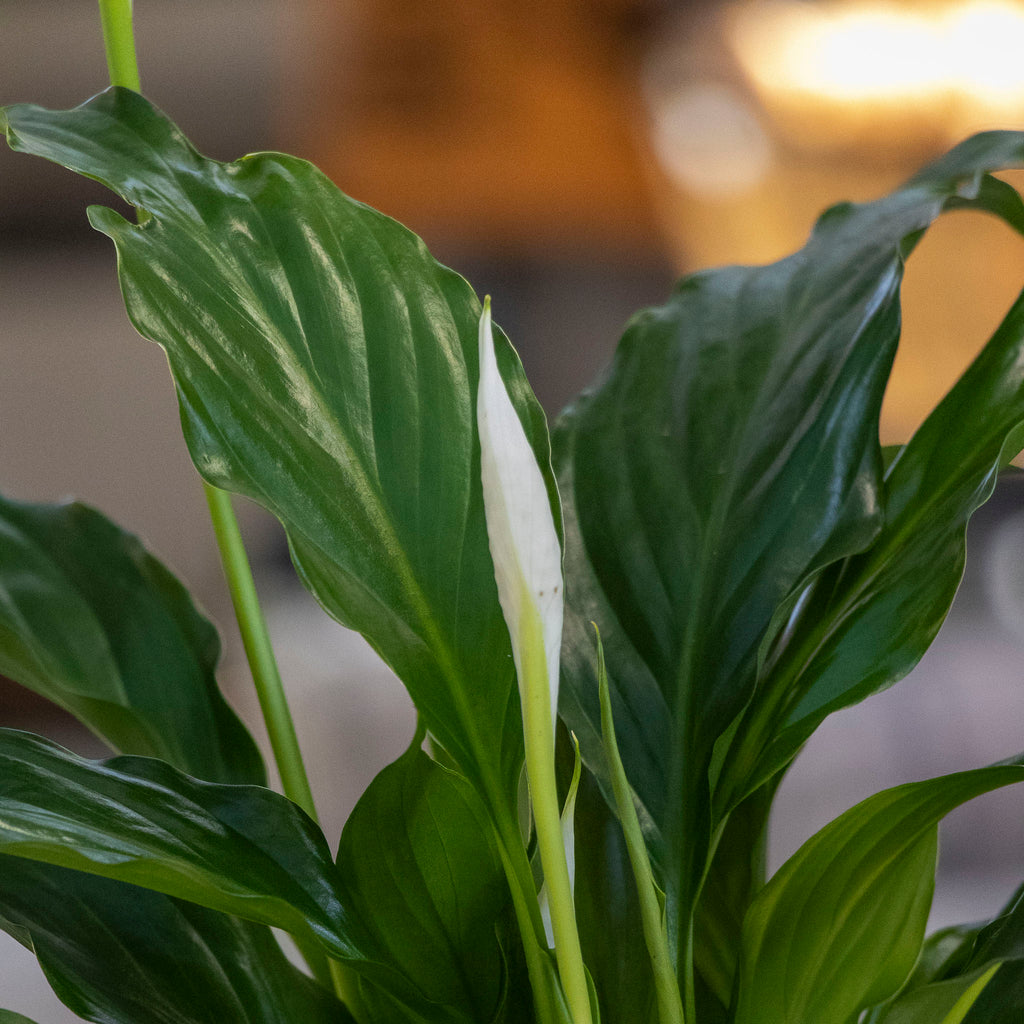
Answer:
[
  {"left": 0, "top": 88, "right": 556, "bottom": 821},
  {"left": 0, "top": 495, "right": 263, "bottom": 785},
  {"left": 0, "top": 730, "right": 420, "bottom": 987},
  {"left": 733, "top": 762, "right": 1024, "bottom": 1024},
  {"left": 0, "top": 857, "right": 351, "bottom": 1024},
  {"left": 553, "top": 131, "right": 1024, "bottom": 947},
  {"left": 0, "top": 729, "right": 467, "bottom": 1017},
  {"left": 335, "top": 744, "right": 510, "bottom": 1023},
  {"left": 727, "top": 287, "right": 1024, "bottom": 801}
]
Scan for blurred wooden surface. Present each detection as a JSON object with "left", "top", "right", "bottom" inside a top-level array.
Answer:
[{"left": 289, "top": 0, "right": 664, "bottom": 255}]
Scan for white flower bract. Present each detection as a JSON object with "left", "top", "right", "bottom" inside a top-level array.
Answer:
[{"left": 476, "top": 298, "right": 563, "bottom": 742}]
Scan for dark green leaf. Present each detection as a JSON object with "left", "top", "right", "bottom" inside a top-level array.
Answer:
[
  {"left": 692, "top": 776, "right": 779, "bottom": 1012},
  {"left": 0, "top": 857, "right": 351, "bottom": 1024},
  {"left": 0, "top": 495, "right": 263, "bottom": 785},
  {"left": 961, "top": 961, "right": 1024, "bottom": 1023},
  {"left": 872, "top": 966, "right": 1001, "bottom": 1024},
  {"left": 956, "top": 885, "right": 1024, "bottom": 1023},
  {"left": 967, "top": 881, "right": 1024, "bottom": 965},
  {"left": 728, "top": 288, "right": 1024, "bottom": 800},
  {"left": 0, "top": 727, "right": 438, "bottom": 1014},
  {"left": 0, "top": 1012, "right": 42, "bottom": 1024},
  {"left": 904, "top": 922, "right": 986, "bottom": 990},
  {"left": 733, "top": 762, "right": 1024, "bottom": 1024},
  {"left": 554, "top": 130, "right": 1024, "bottom": 951},
  {"left": 869, "top": 885, "right": 1024, "bottom": 1024},
  {"left": 335, "top": 744, "right": 510, "bottom": 1023},
  {"left": 0, "top": 88, "right": 557, "bottom": 828}
]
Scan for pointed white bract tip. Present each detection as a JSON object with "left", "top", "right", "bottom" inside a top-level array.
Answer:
[{"left": 477, "top": 300, "right": 563, "bottom": 739}]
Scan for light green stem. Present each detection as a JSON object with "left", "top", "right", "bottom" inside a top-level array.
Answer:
[
  {"left": 203, "top": 484, "right": 318, "bottom": 819},
  {"left": 205, "top": 472, "right": 352, "bottom": 999},
  {"left": 683, "top": 922, "right": 698, "bottom": 1024},
  {"left": 97, "top": 0, "right": 141, "bottom": 91},
  {"left": 521, "top": 603, "right": 593, "bottom": 1024},
  {"left": 494, "top": 827, "right": 567, "bottom": 1024},
  {"left": 596, "top": 625, "right": 685, "bottom": 1024}
]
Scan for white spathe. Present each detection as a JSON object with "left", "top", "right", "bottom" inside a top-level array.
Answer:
[{"left": 476, "top": 298, "right": 563, "bottom": 737}]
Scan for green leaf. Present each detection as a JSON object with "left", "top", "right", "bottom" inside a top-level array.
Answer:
[
  {"left": 733, "top": 762, "right": 1024, "bottom": 1024},
  {"left": 727, "top": 287, "right": 1024, "bottom": 800},
  {"left": 0, "top": 495, "right": 263, "bottom": 785},
  {"left": 961, "top": 961, "right": 1024, "bottom": 1023},
  {"left": 335, "top": 743, "right": 510, "bottom": 1023},
  {"left": 553, "top": 130, "right": 1024, "bottom": 948},
  {"left": 872, "top": 966, "right": 1001, "bottom": 1024},
  {"left": 0, "top": 727, "right": 443, "bottom": 1014},
  {"left": 0, "top": 1012, "right": 41, "bottom": 1024},
  {"left": 0, "top": 88, "right": 556, "bottom": 829},
  {"left": 692, "top": 776, "right": 779, "bottom": 1012},
  {"left": 955, "top": 885, "right": 1024, "bottom": 1023},
  {"left": 0, "top": 857, "right": 352, "bottom": 1024},
  {"left": 866, "top": 886, "right": 1024, "bottom": 1024}
]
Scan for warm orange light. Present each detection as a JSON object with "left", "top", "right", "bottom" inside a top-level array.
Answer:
[{"left": 728, "top": 0, "right": 1024, "bottom": 144}]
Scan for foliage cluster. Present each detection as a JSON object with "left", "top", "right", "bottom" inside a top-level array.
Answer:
[{"left": 4, "top": 10, "right": 1024, "bottom": 1024}]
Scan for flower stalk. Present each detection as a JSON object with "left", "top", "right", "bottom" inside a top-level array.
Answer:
[{"left": 477, "top": 299, "right": 593, "bottom": 1024}]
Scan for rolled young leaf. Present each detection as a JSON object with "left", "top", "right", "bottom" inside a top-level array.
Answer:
[
  {"left": 0, "top": 857, "right": 353, "bottom": 1024},
  {"left": 572, "top": 769, "right": 657, "bottom": 1024},
  {"left": 733, "top": 761, "right": 1024, "bottom": 1024},
  {"left": 0, "top": 494, "right": 263, "bottom": 785},
  {"left": 594, "top": 627, "right": 682, "bottom": 1024}
]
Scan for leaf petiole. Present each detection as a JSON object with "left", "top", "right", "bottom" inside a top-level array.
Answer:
[
  {"left": 595, "top": 624, "right": 685, "bottom": 1024},
  {"left": 97, "top": 0, "right": 141, "bottom": 92},
  {"left": 203, "top": 484, "right": 318, "bottom": 821}
]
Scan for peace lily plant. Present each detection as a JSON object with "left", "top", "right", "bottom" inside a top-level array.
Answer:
[{"left": 5, "top": 3, "right": 1024, "bottom": 1023}]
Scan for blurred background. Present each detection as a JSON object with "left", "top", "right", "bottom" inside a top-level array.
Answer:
[{"left": 4, "top": 1, "right": 1024, "bottom": 1018}]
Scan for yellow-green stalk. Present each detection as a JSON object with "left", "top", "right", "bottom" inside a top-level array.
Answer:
[{"left": 477, "top": 299, "right": 593, "bottom": 1024}]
